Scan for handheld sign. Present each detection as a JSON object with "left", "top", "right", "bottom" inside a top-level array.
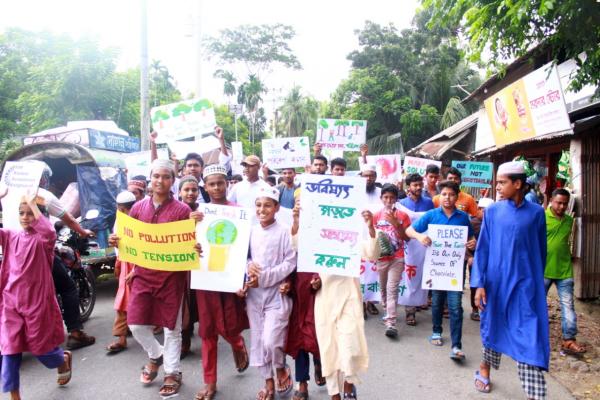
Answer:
[
  {"left": 403, "top": 156, "right": 442, "bottom": 177},
  {"left": 151, "top": 98, "right": 217, "bottom": 143},
  {"left": 421, "top": 224, "right": 468, "bottom": 291},
  {"left": 116, "top": 212, "right": 198, "bottom": 271},
  {"left": 451, "top": 160, "right": 493, "bottom": 188},
  {"left": 297, "top": 174, "right": 367, "bottom": 277},
  {"left": 262, "top": 137, "right": 311, "bottom": 169},
  {"left": 190, "top": 204, "right": 252, "bottom": 293},
  {"left": 316, "top": 118, "right": 367, "bottom": 152},
  {"left": 0, "top": 161, "right": 45, "bottom": 230}
]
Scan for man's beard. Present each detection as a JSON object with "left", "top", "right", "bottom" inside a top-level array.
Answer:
[{"left": 366, "top": 184, "right": 376, "bottom": 193}]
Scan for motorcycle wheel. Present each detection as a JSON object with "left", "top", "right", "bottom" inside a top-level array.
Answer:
[{"left": 76, "top": 265, "right": 96, "bottom": 322}]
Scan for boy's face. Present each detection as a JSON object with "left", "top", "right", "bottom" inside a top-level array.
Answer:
[
  {"left": 151, "top": 168, "right": 173, "bottom": 196},
  {"left": 117, "top": 204, "right": 131, "bottom": 215},
  {"left": 425, "top": 172, "right": 439, "bottom": 188},
  {"left": 380, "top": 192, "right": 398, "bottom": 209},
  {"left": 179, "top": 182, "right": 199, "bottom": 205},
  {"left": 331, "top": 165, "right": 346, "bottom": 176},
  {"left": 408, "top": 180, "right": 423, "bottom": 197},
  {"left": 496, "top": 174, "right": 521, "bottom": 200},
  {"left": 281, "top": 169, "right": 296, "bottom": 184},
  {"left": 446, "top": 173, "right": 461, "bottom": 185},
  {"left": 184, "top": 159, "right": 203, "bottom": 179},
  {"left": 255, "top": 197, "right": 279, "bottom": 225},
  {"left": 312, "top": 159, "right": 327, "bottom": 174},
  {"left": 439, "top": 187, "right": 458, "bottom": 209},
  {"left": 205, "top": 175, "right": 228, "bottom": 202},
  {"left": 19, "top": 203, "right": 35, "bottom": 229}
]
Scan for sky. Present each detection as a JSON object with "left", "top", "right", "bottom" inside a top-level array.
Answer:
[{"left": 1, "top": 0, "right": 420, "bottom": 105}]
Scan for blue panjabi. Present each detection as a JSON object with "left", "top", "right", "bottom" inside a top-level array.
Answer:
[{"left": 471, "top": 199, "right": 549, "bottom": 370}]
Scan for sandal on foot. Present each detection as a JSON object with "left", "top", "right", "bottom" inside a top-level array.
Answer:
[
  {"left": 314, "top": 362, "right": 326, "bottom": 387},
  {"left": 159, "top": 372, "right": 182, "bottom": 399},
  {"left": 256, "top": 388, "right": 275, "bottom": 400},
  {"left": 470, "top": 311, "right": 480, "bottom": 321},
  {"left": 366, "top": 302, "right": 379, "bottom": 315},
  {"left": 343, "top": 384, "right": 357, "bottom": 400},
  {"left": 106, "top": 342, "right": 127, "bottom": 354},
  {"left": 405, "top": 314, "right": 416, "bottom": 326},
  {"left": 140, "top": 355, "right": 163, "bottom": 384},
  {"left": 474, "top": 371, "right": 491, "bottom": 393},
  {"left": 66, "top": 330, "right": 95, "bottom": 350},
  {"left": 195, "top": 388, "right": 216, "bottom": 400},
  {"left": 57, "top": 350, "right": 72, "bottom": 386},
  {"left": 450, "top": 346, "right": 465, "bottom": 361},
  {"left": 275, "top": 366, "right": 293, "bottom": 395},
  {"left": 561, "top": 339, "right": 586, "bottom": 355},
  {"left": 233, "top": 341, "right": 249, "bottom": 373},
  {"left": 429, "top": 333, "right": 443, "bottom": 346},
  {"left": 292, "top": 390, "right": 309, "bottom": 400}
]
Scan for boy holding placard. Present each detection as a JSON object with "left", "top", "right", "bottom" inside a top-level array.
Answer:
[
  {"left": 405, "top": 180, "right": 476, "bottom": 361},
  {"left": 245, "top": 187, "right": 296, "bottom": 400}
]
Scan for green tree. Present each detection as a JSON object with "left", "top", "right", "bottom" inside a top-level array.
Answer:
[
  {"left": 213, "top": 69, "right": 237, "bottom": 104},
  {"left": 277, "top": 86, "right": 319, "bottom": 137},
  {"left": 422, "top": 0, "right": 600, "bottom": 91}
]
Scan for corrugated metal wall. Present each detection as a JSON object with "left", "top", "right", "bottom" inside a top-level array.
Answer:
[{"left": 580, "top": 133, "right": 600, "bottom": 298}]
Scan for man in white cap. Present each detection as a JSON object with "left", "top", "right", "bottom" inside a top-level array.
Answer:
[
  {"left": 360, "top": 164, "right": 381, "bottom": 204},
  {"left": 227, "top": 155, "right": 272, "bottom": 209},
  {"left": 471, "top": 161, "right": 549, "bottom": 399}
]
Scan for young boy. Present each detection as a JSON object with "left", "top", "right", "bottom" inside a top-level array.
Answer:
[
  {"left": 246, "top": 187, "right": 296, "bottom": 400},
  {"left": 106, "top": 191, "right": 137, "bottom": 353},
  {"left": 406, "top": 180, "right": 476, "bottom": 361},
  {"left": 192, "top": 164, "right": 250, "bottom": 400},
  {"left": 372, "top": 184, "right": 411, "bottom": 338}
]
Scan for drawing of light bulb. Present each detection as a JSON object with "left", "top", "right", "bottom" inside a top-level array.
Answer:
[{"left": 206, "top": 219, "right": 238, "bottom": 272}]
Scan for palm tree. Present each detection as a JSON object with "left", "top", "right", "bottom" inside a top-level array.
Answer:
[
  {"left": 213, "top": 69, "right": 237, "bottom": 104},
  {"left": 278, "top": 86, "right": 318, "bottom": 137},
  {"left": 237, "top": 74, "right": 267, "bottom": 146}
]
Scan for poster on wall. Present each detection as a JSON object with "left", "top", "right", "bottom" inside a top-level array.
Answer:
[{"left": 483, "top": 63, "right": 572, "bottom": 147}]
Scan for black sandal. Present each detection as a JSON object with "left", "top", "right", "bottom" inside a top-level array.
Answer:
[
  {"left": 140, "top": 355, "right": 163, "bottom": 384},
  {"left": 314, "top": 362, "right": 326, "bottom": 387}
]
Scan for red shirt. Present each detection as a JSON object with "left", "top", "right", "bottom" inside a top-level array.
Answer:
[{"left": 373, "top": 207, "right": 411, "bottom": 259}]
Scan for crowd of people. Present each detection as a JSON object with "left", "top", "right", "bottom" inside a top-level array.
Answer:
[{"left": 0, "top": 126, "right": 586, "bottom": 400}]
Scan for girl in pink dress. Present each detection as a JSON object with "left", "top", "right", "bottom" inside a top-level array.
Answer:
[{"left": 0, "top": 189, "right": 72, "bottom": 400}]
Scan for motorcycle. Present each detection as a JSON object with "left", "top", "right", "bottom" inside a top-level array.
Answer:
[{"left": 55, "top": 209, "right": 99, "bottom": 322}]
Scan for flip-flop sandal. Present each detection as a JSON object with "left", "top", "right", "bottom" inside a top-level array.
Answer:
[
  {"left": 429, "top": 333, "right": 443, "bottom": 346},
  {"left": 292, "top": 390, "right": 309, "bottom": 400},
  {"left": 256, "top": 388, "right": 275, "bottom": 400},
  {"left": 195, "top": 388, "right": 217, "bottom": 400},
  {"left": 474, "top": 371, "right": 491, "bottom": 393},
  {"left": 275, "top": 366, "right": 293, "bottom": 395},
  {"left": 470, "top": 311, "right": 480, "bottom": 321},
  {"left": 343, "top": 384, "right": 357, "bottom": 399},
  {"left": 405, "top": 314, "right": 417, "bottom": 326},
  {"left": 366, "top": 302, "right": 379, "bottom": 315},
  {"left": 314, "top": 362, "right": 326, "bottom": 387},
  {"left": 106, "top": 342, "right": 127, "bottom": 354},
  {"left": 233, "top": 342, "right": 249, "bottom": 373},
  {"left": 140, "top": 355, "right": 163, "bottom": 384},
  {"left": 450, "top": 347, "right": 465, "bottom": 361},
  {"left": 159, "top": 372, "right": 182, "bottom": 399},
  {"left": 57, "top": 350, "right": 72, "bottom": 386}
]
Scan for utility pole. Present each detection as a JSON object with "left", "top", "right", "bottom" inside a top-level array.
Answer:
[
  {"left": 140, "top": 0, "right": 150, "bottom": 150},
  {"left": 194, "top": 0, "right": 203, "bottom": 98}
]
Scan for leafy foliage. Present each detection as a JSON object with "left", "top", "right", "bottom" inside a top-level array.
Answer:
[
  {"left": 422, "top": 0, "right": 600, "bottom": 91},
  {"left": 277, "top": 86, "right": 319, "bottom": 137}
]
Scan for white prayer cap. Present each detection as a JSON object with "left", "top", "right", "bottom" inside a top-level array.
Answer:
[
  {"left": 203, "top": 164, "right": 228, "bottom": 179},
  {"left": 116, "top": 191, "right": 136, "bottom": 204},
  {"left": 256, "top": 186, "right": 280, "bottom": 203},
  {"left": 497, "top": 161, "right": 525, "bottom": 175},
  {"left": 478, "top": 197, "right": 495, "bottom": 208},
  {"left": 360, "top": 164, "right": 377, "bottom": 173},
  {"left": 150, "top": 159, "right": 174, "bottom": 173}
]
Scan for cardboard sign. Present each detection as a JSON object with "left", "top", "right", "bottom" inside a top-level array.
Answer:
[
  {"left": 0, "top": 161, "right": 45, "bottom": 230},
  {"left": 360, "top": 260, "right": 381, "bottom": 301},
  {"left": 116, "top": 212, "right": 198, "bottom": 271},
  {"left": 125, "top": 148, "right": 169, "bottom": 180},
  {"left": 316, "top": 118, "right": 367, "bottom": 152},
  {"left": 151, "top": 98, "right": 217, "bottom": 143},
  {"left": 297, "top": 174, "right": 367, "bottom": 277},
  {"left": 191, "top": 204, "right": 252, "bottom": 293},
  {"left": 262, "top": 137, "right": 311, "bottom": 169},
  {"left": 421, "top": 224, "right": 467, "bottom": 291},
  {"left": 451, "top": 160, "right": 493, "bottom": 188},
  {"left": 366, "top": 154, "right": 401, "bottom": 183},
  {"left": 403, "top": 156, "right": 442, "bottom": 177}
]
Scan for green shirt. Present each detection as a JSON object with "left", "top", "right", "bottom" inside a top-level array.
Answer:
[{"left": 544, "top": 207, "right": 573, "bottom": 279}]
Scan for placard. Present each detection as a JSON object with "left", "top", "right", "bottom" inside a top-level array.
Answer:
[
  {"left": 366, "top": 154, "right": 401, "bottom": 183},
  {"left": 151, "top": 98, "right": 217, "bottom": 143},
  {"left": 262, "top": 137, "right": 311, "bottom": 169},
  {"left": 297, "top": 174, "right": 367, "bottom": 277},
  {"left": 403, "top": 156, "right": 442, "bottom": 177},
  {"left": 397, "top": 205, "right": 428, "bottom": 306},
  {"left": 116, "top": 212, "right": 198, "bottom": 271},
  {"left": 316, "top": 118, "right": 367, "bottom": 151},
  {"left": 421, "top": 224, "right": 467, "bottom": 291},
  {"left": 125, "top": 148, "right": 169, "bottom": 180},
  {"left": 191, "top": 204, "right": 252, "bottom": 293},
  {"left": 451, "top": 160, "right": 493, "bottom": 188},
  {"left": 360, "top": 260, "right": 380, "bottom": 301},
  {"left": 1, "top": 161, "right": 45, "bottom": 230}
]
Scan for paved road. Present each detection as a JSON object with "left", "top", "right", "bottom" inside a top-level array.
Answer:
[{"left": 17, "top": 280, "right": 574, "bottom": 400}]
